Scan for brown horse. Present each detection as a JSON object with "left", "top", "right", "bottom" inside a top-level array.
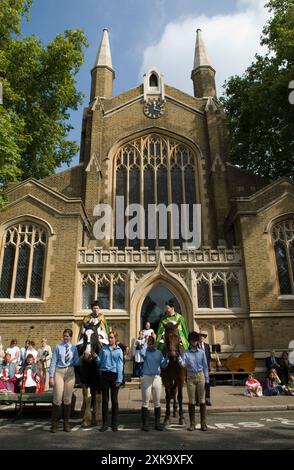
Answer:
[{"left": 161, "top": 322, "right": 186, "bottom": 426}]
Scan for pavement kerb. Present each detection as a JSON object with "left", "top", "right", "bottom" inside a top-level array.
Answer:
[{"left": 115, "top": 404, "right": 292, "bottom": 414}]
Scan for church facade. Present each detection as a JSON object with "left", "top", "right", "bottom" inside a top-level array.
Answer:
[{"left": 0, "top": 29, "right": 293, "bottom": 367}]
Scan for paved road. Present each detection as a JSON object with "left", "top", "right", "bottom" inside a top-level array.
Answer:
[{"left": 0, "top": 409, "right": 293, "bottom": 450}]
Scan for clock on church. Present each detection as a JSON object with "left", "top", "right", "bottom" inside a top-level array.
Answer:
[{"left": 144, "top": 98, "right": 165, "bottom": 119}]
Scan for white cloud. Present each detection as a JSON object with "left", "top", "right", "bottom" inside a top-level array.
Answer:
[{"left": 140, "top": 0, "right": 270, "bottom": 96}]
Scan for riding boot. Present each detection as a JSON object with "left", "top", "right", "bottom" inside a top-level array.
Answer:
[
  {"left": 141, "top": 407, "right": 149, "bottom": 432},
  {"left": 63, "top": 404, "right": 71, "bottom": 432},
  {"left": 50, "top": 403, "right": 60, "bottom": 433},
  {"left": 200, "top": 403, "right": 208, "bottom": 431},
  {"left": 205, "top": 383, "right": 212, "bottom": 406},
  {"left": 154, "top": 407, "right": 164, "bottom": 431},
  {"left": 195, "top": 389, "right": 199, "bottom": 407},
  {"left": 187, "top": 404, "right": 196, "bottom": 431}
]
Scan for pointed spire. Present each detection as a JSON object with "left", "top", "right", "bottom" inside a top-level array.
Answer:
[
  {"left": 191, "top": 29, "right": 216, "bottom": 98},
  {"left": 94, "top": 28, "right": 113, "bottom": 70},
  {"left": 193, "top": 29, "right": 213, "bottom": 70},
  {"left": 90, "top": 28, "right": 115, "bottom": 101}
]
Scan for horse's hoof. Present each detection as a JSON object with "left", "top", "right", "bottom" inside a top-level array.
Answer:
[
  {"left": 179, "top": 418, "right": 184, "bottom": 426},
  {"left": 82, "top": 420, "right": 91, "bottom": 428},
  {"left": 163, "top": 419, "right": 170, "bottom": 427}
]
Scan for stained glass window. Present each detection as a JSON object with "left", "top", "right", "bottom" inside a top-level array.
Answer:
[
  {"left": 197, "top": 281, "right": 210, "bottom": 308},
  {"left": 196, "top": 272, "right": 241, "bottom": 310},
  {"left": 113, "top": 281, "right": 125, "bottom": 309},
  {"left": 212, "top": 282, "right": 225, "bottom": 308},
  {"left": 227, "top": 278, "right": 241, "bottom": 308},
  {"left": 114, "top": 134, "right": 198, "bottom": 249},
  {"left": 0, "top": 223, "right": 47, "bottom": 299},
  {"left": 272, "top": 220, "right": 294, "bottom": 295}
]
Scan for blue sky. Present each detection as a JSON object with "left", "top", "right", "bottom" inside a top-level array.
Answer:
[{"left": 21, "top": 0, "right": 268, "bottom": 171}]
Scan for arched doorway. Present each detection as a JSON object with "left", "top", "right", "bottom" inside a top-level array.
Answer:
[{"left": 140, "top": 285, "right": 181, "bottom": 334}]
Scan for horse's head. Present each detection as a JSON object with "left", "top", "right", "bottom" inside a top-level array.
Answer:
[
  {"left": 80, "top": 324, "right": 101, "bottom": 362},
  {"left": 164, "top": 322, "right": 180, "bottom": 360}
]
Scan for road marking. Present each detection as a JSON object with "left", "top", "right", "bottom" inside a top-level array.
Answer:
[
  {"left": 0, "top": 416, "right": 293, "bottom": 432},
  {"left": 214, "top": 423, "right": 239, "bottom": 429},
  {"left": 26, "top": 423, "right": 48, "bottom": 431},
  {"left": 237, "top": 422, "right": 265, "bottom": 428},
  {"left": 71, "top": 425, "right": 82, "bottom": 432}
]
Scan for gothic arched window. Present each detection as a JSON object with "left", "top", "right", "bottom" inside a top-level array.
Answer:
[
  {"left": 114, "top": 134, "right": 198, "bottom": 249},
  {"left": 0, "top": 223, "right": 47, "bottom": 299},
  {"left": 272, "top": 219, "right": 294, "bottom": 295},
  {"left": 149, "top": 73, "right": 158, "bottom": 87}
]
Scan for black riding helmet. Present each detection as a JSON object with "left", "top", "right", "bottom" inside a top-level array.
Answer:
[{"left": 188, "top": 331, "right": 199, "bottom": 343}]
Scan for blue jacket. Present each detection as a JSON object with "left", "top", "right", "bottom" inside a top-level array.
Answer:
[
  {"left": 49, "top": 343, "right": 80, "bottom": 378},
  {"left": 178, "top": 347, "right": 209, "bottom": 382},
  {"left": 139, "top": 345, "right": 169, "bottom": 376},
  {"left": 96, "top": 345, "right": 123, "bottom": 384}
]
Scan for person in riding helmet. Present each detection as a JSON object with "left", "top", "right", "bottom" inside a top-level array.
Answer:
[{"left": 79, "top": 300, "right": 110, "bottom": 345}]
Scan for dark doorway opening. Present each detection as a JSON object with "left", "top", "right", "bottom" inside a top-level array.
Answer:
[{"left": 141, "top": 285, "right": 181, "bottom": 334}]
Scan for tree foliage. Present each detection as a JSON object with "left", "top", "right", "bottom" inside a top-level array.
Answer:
[
  {"left": 0, "top": 0, "right": 88, "bottom": 204},
  {"left": 221, "top": 0, "right": 294, "bottom": 179}
]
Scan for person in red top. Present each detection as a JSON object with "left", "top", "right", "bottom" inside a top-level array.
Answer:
[
  {"left": 244, "top": 373, "right": 263, "bottom": 397},
  {"left": 19, "top": 354, "right": 41, "bottom": 393}
]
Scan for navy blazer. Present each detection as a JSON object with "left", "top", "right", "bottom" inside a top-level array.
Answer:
[
  {"left": 198, "top": 342, "right": 211, "bottom": 369},
  {"left": 265, "top": 356, "right": 280, "bottom": 370}
]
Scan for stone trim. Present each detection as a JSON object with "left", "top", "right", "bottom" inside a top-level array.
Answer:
[{"left": 78, "top": 246, "right": 242, "bottom": 265}]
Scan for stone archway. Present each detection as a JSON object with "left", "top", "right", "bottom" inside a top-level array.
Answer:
[
  {"left": 140, "top": 284, "right": 182, "bottom": 334},
  {"left": 129, "top": 258, "right": 194, "bottom": 342}
]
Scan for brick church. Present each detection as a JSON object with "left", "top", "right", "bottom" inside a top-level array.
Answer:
[{"left": 0, "top": 29, "right": 293, "bottom": 368}]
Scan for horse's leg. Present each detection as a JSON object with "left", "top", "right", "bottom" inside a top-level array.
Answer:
[
  {"left": 82, "top": 386, "right": 92, "bottom": 427},
  {"left": 95, "top": 392, "right": 102, "bottom": 426},
  {"left": 163, "top": 386, "right": 171, "bottom": 426},
  {"left": 173, "top": 385, "right": 177, "bottom": 417},
  {"left": 81, "top": 386, "right": 86, "bottom": 416},
  {"left": 178, "top": 381, "right": 184, "bottom": 425}
]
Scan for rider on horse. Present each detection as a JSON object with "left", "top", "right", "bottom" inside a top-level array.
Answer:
[
  {"left": 79, "top": 300, "right": 110, "bottom": 345},
  {"left": 156, "top": 300, "right": 189, "bottom": 354}
]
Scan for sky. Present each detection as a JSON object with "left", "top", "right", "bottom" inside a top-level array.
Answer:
[{"left": 21, "top": 0, "right": 270, "bottom": 171}]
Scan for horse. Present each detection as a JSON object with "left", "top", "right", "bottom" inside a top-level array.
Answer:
[
  {"left": 160, "top": 322, "right": 186, "bottom": 426},
  {"left": 75, "top": 324, "right": 102, "bottom": 427}
]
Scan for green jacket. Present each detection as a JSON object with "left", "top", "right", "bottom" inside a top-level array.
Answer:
[{"left": 156, "top": 312, "right": 189, "bottom": 352}]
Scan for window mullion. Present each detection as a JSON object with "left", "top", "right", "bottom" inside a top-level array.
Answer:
[
  {"left": 95, "top": 275, "right": 98, "bottom": 301},
  {"left": 167, "top": 141, "right": 172, "bottom": 249},
  {"left": 126, "top": 155, "right": 130, "bottom": 248},
  {"left": 154, "top": 167, "right": 158, "bottom": 248},
  {"left": 10, "top": 229, "right": 20, "bottom": 299},
  {"left": 112, "top": 153, "right": 118, "bottom": 247},
  {"left": 140, "top": 140, "right": 144, "bottom": 248},
  {"left": 209, "top": 275, "right": 213, "bottom": 309},
  {"left": 26, "top": 228, "right": 35, "bottom": 299},
  {"left": 285, "top": 242, "right": 294, "bottom": 294},
  {"left": 224, "top": 274, "right": 229, "bottom": 309},
  {"left": 110, "top": 276, "right": 114, "bottom": 310}
]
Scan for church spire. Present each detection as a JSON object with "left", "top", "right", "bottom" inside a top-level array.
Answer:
[
  {"left": 94, "top": 28, "right": 113, "bottom": 70},
  {"left": 90, "top": 28, "right": 115, "bottom": 101},
  {"left": 191, "top": 29, "right": 216, "bottom": 99}
]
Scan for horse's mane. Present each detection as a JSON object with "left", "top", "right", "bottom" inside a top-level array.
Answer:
[{"left": 164, "top": 322, "right": 179, "bottom": 334}]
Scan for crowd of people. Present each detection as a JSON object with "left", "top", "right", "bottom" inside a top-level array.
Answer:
[
  {"left": 0, "top": 336, "right": 52, "bottom": 393},
  {"left": 1, "top": 301, "right": 293, "bottom": 435},
  {"left": 243, "top": 351, "right": 294, "bottom": 397}
]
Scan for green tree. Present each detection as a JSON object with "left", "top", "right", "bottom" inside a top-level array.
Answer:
[
  {"left": 221, "top": 0, "right": 294, "bottom": 179},
  {"left": 0, "top": 0, "right": 88, "bottom": 205}
]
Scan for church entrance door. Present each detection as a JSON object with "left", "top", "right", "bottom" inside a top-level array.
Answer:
[{"left": 140, "top": 285, "right": 181, "bottom": 334}]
